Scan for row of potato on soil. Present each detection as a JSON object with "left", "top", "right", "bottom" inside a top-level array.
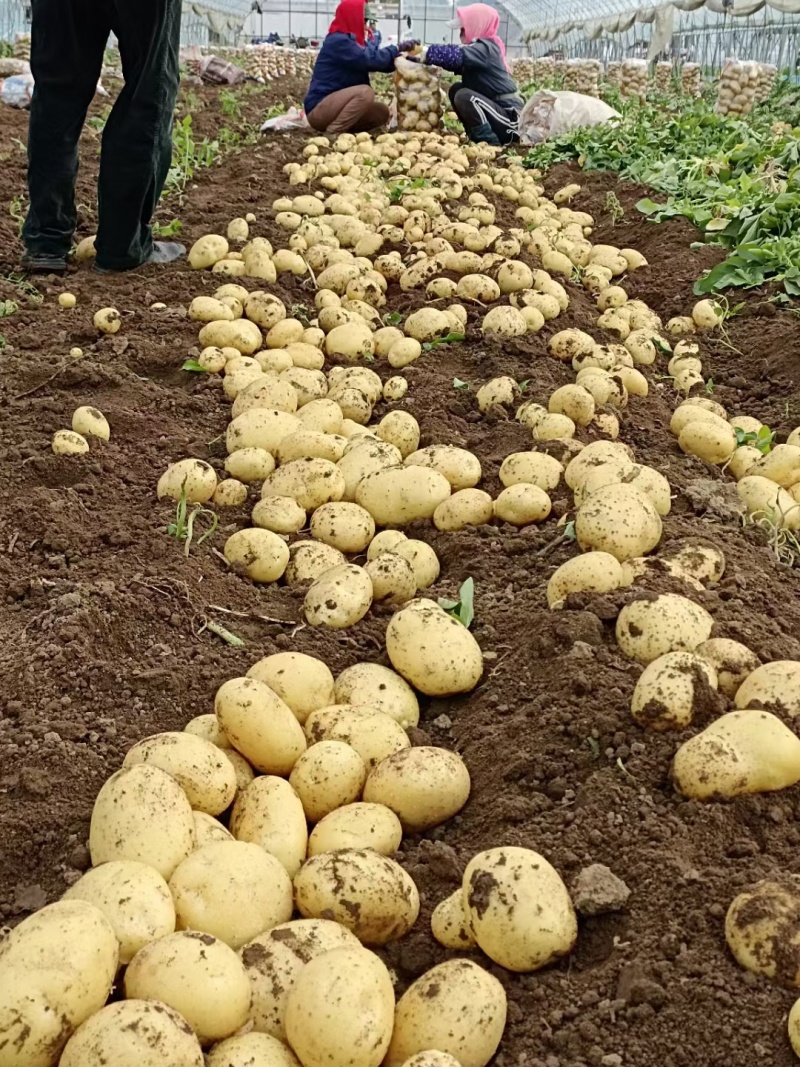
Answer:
[{"left": 31, "top": 128, "right": 800, "bottom": 1064}]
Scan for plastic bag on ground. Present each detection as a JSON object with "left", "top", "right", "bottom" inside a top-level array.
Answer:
[
  {"left": 0, "top": 73, "right": 34, "bottom": 108},
  {"left": 199, "top": 55, "right": 247, "bottom": 85},
  {"left": 260, "top": 106, "right": 311, "bottom": 132},
  {"left": 518, "top": 89, "right": 619, "bottom": 145}
]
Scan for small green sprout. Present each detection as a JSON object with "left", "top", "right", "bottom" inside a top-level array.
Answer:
[{"left": 438, "top": 577, "right": 475, "bottom": 628}]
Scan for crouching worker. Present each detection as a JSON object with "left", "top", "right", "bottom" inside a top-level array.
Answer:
[
  {"left": 305, "top": 0, "right": 415, "bottom": 134},
  {"left": 414, "top": 3, "right": 522, "bottom": 145}
]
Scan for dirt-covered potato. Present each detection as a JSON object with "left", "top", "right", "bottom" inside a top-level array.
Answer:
[
  {"left": 241, "top": 919, "right": 359, "bottom": 1040},
  {"left": 494, "top": 483, "right": 552, "bottom": 526},
  {"left": 90, "top": 764, "right": 195, "bottom": 878},
  {"left": 364, "top": 552, "right": 417, "bottom": 604},
  {"left": 533, "top": 412, "right": 576, "bottom": 441},
  {"left": 662, "top": 538, "right": 726, "bottom": 584},
  {"left": 224, "top": 527, "right": 290, "bottom": 583},
  {"left": 363, "top": 746, "right": 470, "bottom": 832},
  {"left": 59, "top": 999, "right": 204, "bottom": 1067},
  {"left": 334, "top": 663, "right": 419, "bottom": 728},
  {"left": 476, "top": 376, "right": 519, "bottom": 412},
  {"left": 388, "top": 338, "right": 423, "bottom": 368},
  {"left": 392, "top": 539, "right": 440, "bottom": 588},
  {"left": 481, "top": 305, "right": 527, "bottom": 337},
  {"left": 0, "top": 899, "right": 120, "bottom": 1065},
  {"left": 431, "top": 890, "right": 477, "bottom": 950},
  {"left": 377, "top": 410, "right": 421, "bottom": 458},
  {"left": 251, "top": 494, "right": 306, "bottom": 535},
  {"left": 190, "top": 233, "right": 229, "bottom": 269},
  {"left": 386, "top": 599, "right": 482, "bottom": 696},
  {"left": 616, "top": 593, "right": 714, "bottom": 664},
  {"left": 262, "top": 457, "right": 346, "bottom": 512},
  {"left": 433, "top": 488, "right": 493, "bottom": 531},
  {"left": 695, "top": 638, "right": 760, "bottom": 698},
  {"left": 289, "top": 740, "right": 367, "bottom": 821},
  {"left": 404, "top": 308, "right": 453, "bottom": 343},
  {"left": 285, "top": 947, "right": 395, "bottom": 1067},
  {"left": 230, "top": 776, "right": 308, "bottom": 876},
  {"left": 679, "top": 419, "right": 737, "bottom": 464},
  {"left": 124, "top": 930, "right": 251, "bottom": 1045},
  {"left": 404, "top": 445, "right": 481, "bottom": 491},
  {"left": 463, "top": 847, "right": 577, "bottom": 971},
  {"left": 738, "top": 474, "right": 800, "bottom": 530},
  {"left": 631, "top": 651, "right": 718, "bottom": 730},
  {"left": 547, "top": 552, "right": 624, "bottom": 609},
  {"left": 215, "top": 676, "right": 307, "bottom": 775},
  {"left": 548, "top": 328, "right": 597, "bottom": 362},
  {"left": 157, "top": 458, "right": 217, "bottom": 504},
  {"left": 384, "top": 959, "right": 507, "bottom": 1067},
  {"left": 308, "top": 802, "right": 403, "bottom": 857},
  {"left": 224, "top": 447, "right": 276, "bottom": 483},
  {"left": 200, "top": 319, "right": 263, "bottom": 355},
  {"left": 304, "top": 563, "right": 373, "bottom": 629},
  {"left": 576, "top": 484, "right": 662, "bottom": 561},
  {"left": 72, "top": 405, "right": 110, "bottom": 441},
  {"left": 52, "top": 428, "right": 90, "bottom": 455},
  {"left": 500, "top": 451, "right": 563, "bottom": 492},
  {"left": 295, "top": 848, "right": 419, "bottom": 944},
  {"left": 194, "top": 811, "right": 234, "bottom": 847},
  {"left": 310, "top": 501, "right": 375, "bottom": 553},
  {"left": 674, "top": 708, "right": 800, "bottom": 799},
  {"left": 356, "top": 466, "right": 451, "bottom": 524},
  {"left": 285, "top": 541, "right": 347, "bottom": 586},
  {"left": 565, "top": 440, "right": 632, "bottom": 491},
  {"left": 725, "top": 878, "right": 800, "bottom": 985},
  {"left": 734, "top": 660, "right": 800, "bottom": 716},
  {"left": 548, "top": 384, "right": 596, "bottom": 427},
  {"left": 226, "top": 408, "right": 300, "bottom": 454},
  {"left": 122, "top": 731, "right": 237, "bottom": 816},
  {"left": 247, "top": 651, "right": 334, "bottom": 726},
  {"left": 207, "top": 1033, "right": 300, "bottom": 1067},
  {"left": 169, "top": 841, "right": 293, "bottom": 949}
]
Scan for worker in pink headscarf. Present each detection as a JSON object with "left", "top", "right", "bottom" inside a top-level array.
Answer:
[{"left": 410, "top": 3, "right": 522, "bottom": 145}]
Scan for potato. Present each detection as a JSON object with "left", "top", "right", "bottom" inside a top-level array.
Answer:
[
  {"left": 404, "top": 308, "right": 453, "bottom": 343},
  {"left": 404, "top": 446, "right": 481, "bottom": 491},
  {"left": 750, "top": 444, "right": 800, "bottom": 488},
  {"left": 499, "top": 451, "right": 562, "bottom": 492},
  {"left": 212, "top": 479, "right": 248, "bottom": 508},
  {"left": 431, "top": 889, "right": 477, "bottom": 950},
  {"left": 384, "top": 960, "right": 506, "bottom": 1067},
  {"left": 194, "top": 811, "right": 234, "bottom": 847},
  {"left": 285, "top": 947, "right": 395, "bottom": 1067},
  {"left": 725, "top": 878, "right": 800, "bottom": 985},
  {"left": 247, "top": 652, "right": 334, "bottom": 726},
  {"left": 383, "top": 376, "right": 408, "bottom": 401},
  {"left": 169, "top": 841, "right": 293, "bottom": 950},
  {"left": 93, "top": 306, "right": 121, "bottom": 334},
  {"left": 548, "top": 384, "right": 595, "bottom": 427},
  {"left": 241, "top": 919, "right": 359, "bottom": 1041},
  {"left": 190, "top": 233, "right": 229, "bottom": 269},
  {"left": 547, "top": 552, "right": 623, "bottom": 609},
  {"left": 289, "top": 740, "right": 367, "bottom": 822},
  {"left": 285, "top": 541, "right": 346, "bottom": 585},
  {"left": 365, "top": 552, "right": 417, "bottom": 604},
  {"left": 310, "top": 501, "right": 375, "bottom": 553},
  {"left": 59, "top": 999, "right": 204, "bottom": 1067},
  {"left": 0, "top": 899, "right": 119, "bottom": 1064},
  {"left": 494, "top": 483, "right": 552, "bottom": 525},
  {"left": 52, "top": 428, "right": 90, "bottom": 455},
  {"left": 388, "top": 338, "right": 423, "bottom": 368},
  {"left": 616, "top": 593, "right": 714, "bottom": 664},
  {"left": 325, "top": 322, "right": 375, "bottom": 364},
  {"left": 433, "top": 488, "right": 493, "bottom": 531},
  {"left": 207, "top": 1034, "right": 301, "bottom": 1067},
  {"left": 398, "top": 1053, "right": 462, "bottom": 1067},
  {"left": 694, "top": 638, "right": 760, "bottom": 698},
  {"left": 481, "top": 305, "right": 527, "bottom": 337},
  {"left": 463, "top": 846, "right": 576, "bottom": 971},
  {"left": 251, "top": 485, "right": 306, "bottom": 529},
  {"left": 738, "top": 474, "right": 800, "bottom": 529},
  {"left": 216, "top": 676, "right": 307, "bottom": 775},
  {"left": 224, "top": 528, "right": 290, "bottom": 583},
  {"left": 734, "top": 660, "right": 800, "bottom": 716},
  {"left": 386, "top": 599, "right": 482, "bottom": 696},
  {"left": 662, "top": 538, "right": 725, "bottom": 584},
  {"left": 679, "top": 419, "right": 737, "bottom": 464},
  {"left": 476, "top": 376, "right": 518, "bottom": 412},
  {"left": 72, "top": 405, "right": 110, "bottom": 441},
  {"left": 377, "top": 411, "right": 420, "bottom": 458},
  {"left": 233, "top": 378, "right": 299, "bottom": 418},
  {"left": 230, "top": 776, "right": 308, "bottom": 877},
  {"left": 363, "top": 745, "right": 470, "bottom": 832},
  {"left": 533, "top": 412, "right": 575, "bottom": 441},
  {"left": 261, "top": 458, "right": 345, "bottom": 512},
  {"left": 308, "top": 802, "right": 403, "bottom": 858},
  {"left": 296, "top": 399, "right": 344, "bottom": 435},
  {"left": 90, "top": 764, "right": 195, "bottom": 878},
  {"left": 226, "top": 409, "right": 300, "bottom": 455},
  {"left": 355, "top": 465, "right": 450, "bottom": 525},
  {"left": 334, "top": 663, "right": 419, "bottom": 728},
  {"left": 125, "top": 731, "right": 236, "bottom": 816},
  {"left": 276, "top": 430, "right": 345, "bottom": 466},
  {"left": 157, "top": 458, "right": 217, "bottom": 504},
  {"left": 304, "top": 563, "right": 373, "bottom": 629},
  {"left": 124, "top": 931, "right": 250, "bottom": 1045},
  {"left": 200, "top": 319, "right": 263, "bottom": 356},
  {"left": 244, "top": 292, "right": 286, "bottom": 331},
  {"left": 294, "top": 849, "right": 419, "bottom": 945},
  {"left": 692, "top": 298, "right": 722, "bottom": 329},
  {"left": 631, "top": 651, "right": 718, "bottom": 730},
  {"left": 576, "top": 484, "right": 662, "bottom": 561},
  {"left": 189, "top": 296, "right": 234, "bottom": 324},
  {"left": 548, "top": 328, "right": 597, "bottom": 362}
]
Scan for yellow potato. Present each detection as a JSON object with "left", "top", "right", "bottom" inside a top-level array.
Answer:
[
  {"left": 576, "top": 484, "right": 662, "bottom": 561},
  {"left": 289, "top": 740, "right": 367, "bottom": 822},
  {"left": 734, "top": 660, "right": 800, "bottom": 715},
  {"left": 547, "top": 552, "right": 623, "bottom": 609},
  {"left": 263, "top": 457, "right": 346, "bottom": 511},
  {"left": 310, "top": 501, "right": 375, "bottom": 553},
  {"left": 189, "top": 233, "right": 229, "bottom": 269},
  {"left": 616, "top": 593, "right": 714, "bottom": 664},
  {"left": 725, "top": 879, "right": 800, "bottom": 985},
  {"left": 363, "top": 746, "right": 470, "bottom": 832},
  {"left": 431, "top": 890, "right": 477, "bottom": 950},
  {"left": 207, "top": 1034, "right": 300, "bottom": 1067},
  {"left": 247, "top": 652, "right": 334, "bottom": 726},
  {"left": 285, "top": 541, "right": 346, "bottom": 585},
  {"left": 386, "top": 599, "right": 482, "bottom": 696},
  {"left": 230, "top": 776, "right": 308, "bottom": 876},
  {"left": 494, "top": 483, "right": 552, "bottom": 526},
  {"left": 631, "top": 651, "right": 718, "bottom": 730},
  {"left": 72, "top": 405, "right": 110, "bottom": 440},
  {"left": 738, "top": 475, "right": 800, "bottom": 530},
  {"left": 308, "top": 803, "right": 403, "bottom": 857},
  {"left": 215, "top": 676, "right": 307, "bottom": 775},
  {"left": 304, "top": 563, "right": 373, "bottom": 629},
  {"left": 157, "top": 458, "right": 217, "bottom": 503},
  {"left": 224, "top": 528, "right": 290, "bottom": 583},
  {"left": 433, "top": 488, "right": 493, "bottom": 531},
  {"left": 695, "top": 638, "right": 760, "bottom": 698},
  {"left": 122, "top": 731, "right": 237, "bottom": 816}
]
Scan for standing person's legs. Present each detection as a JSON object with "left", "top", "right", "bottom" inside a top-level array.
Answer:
[
  {"left": 451, "top": 87, "right": 518, "bottom": 145},
  {"left": 95, "top": 0, "right": 182, "bottom": 270},
  {"left": 307, "top": 85, "right": 387, "bottom": 134},
  {"left": 22, "top": 0, "right": 111, "bottom": 268}
]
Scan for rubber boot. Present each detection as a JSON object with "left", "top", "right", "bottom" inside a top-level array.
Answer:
[{"left": 466, "top": 121, "right": 501, "bottom": 146}]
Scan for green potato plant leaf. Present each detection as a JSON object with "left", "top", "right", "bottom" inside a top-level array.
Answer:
[{"left": 438, "top": 577, "right": 475, "bottom": 628}]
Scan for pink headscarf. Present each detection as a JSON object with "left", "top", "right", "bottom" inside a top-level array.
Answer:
[{"left": 454, "top": 4, "right": 509, "bottom": 70}]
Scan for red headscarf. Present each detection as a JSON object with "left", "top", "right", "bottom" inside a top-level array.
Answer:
[{"left": 328, "top": 0, "right": 366, "bottom": 46}]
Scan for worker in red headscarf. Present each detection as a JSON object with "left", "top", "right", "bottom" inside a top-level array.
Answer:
[
  {"left": 411, "top": 3, "right": 522, "bottom": 144},
  {"left": 305, "top": 0, "right": 416, "bottom": 133}
]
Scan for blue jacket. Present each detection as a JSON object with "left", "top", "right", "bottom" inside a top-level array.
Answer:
[{"left": 305, "top": 32, "right": 398, "bottom": 114}]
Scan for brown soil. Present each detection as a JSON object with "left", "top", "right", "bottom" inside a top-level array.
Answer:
[{"left": 2, "top": 84, "right": 800, "bottom": 1067}]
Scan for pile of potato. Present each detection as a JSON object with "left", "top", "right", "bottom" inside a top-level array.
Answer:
[
  {"left": 562, "top": 58, "right": 602, "bottom": 97},
  {"left": 716, "top": 58, "right": 760, "bottom": 117},
  {"left": 680, "top": 62, "right": 702, "bottom": 97},
  {"left": 605, "top": 61, "right": 622, "bottom": 87},
  {"left": 510, "top": 57, "right": 535, "bottom": 83},
  {"left": 755, "top": 61, "right": 778, "bottom": 102},
  {"left": 620, "top": 59, "right": 648, "bottom": 101},
  {"left": 532, "top": 56, "right": 557, "bottom": 84},
  {"left": 394, "top": 55, "right": 442, "bottom": 133},
  {"left": 217, "top": 43, "right": 317, "bottom": 81},
  {"left": 654, "top": 61, "right": 673, "bottom": 93}
]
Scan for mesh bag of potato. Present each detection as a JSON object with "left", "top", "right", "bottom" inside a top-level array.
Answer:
[{"left": 394, "top": 55, "right": 442, "bottom": 133}]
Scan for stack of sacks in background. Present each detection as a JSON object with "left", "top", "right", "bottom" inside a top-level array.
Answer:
[
  {"left": 620, "top": 59, "right": 648, "bottom": 101},
  {"left": 563, "top": 58, "right": 602, "bottom": 97},
  {"left": 715, "top": 58, "right": 760, "bottom": 116},
  {"left": 680, "top": 62, "right": 702, "bottom": 97}
]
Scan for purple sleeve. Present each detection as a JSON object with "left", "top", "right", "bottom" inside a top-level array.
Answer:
[{"left": 424, "top": 43, "right": 464, "bottom": 73}]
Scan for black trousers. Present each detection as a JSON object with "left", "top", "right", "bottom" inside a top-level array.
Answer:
[
  {"left": 23, "top": 0, "right": 182, "bottom": 270},
  {"left": 449, "top": 83, "right": 520, "bottom": 145}
]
